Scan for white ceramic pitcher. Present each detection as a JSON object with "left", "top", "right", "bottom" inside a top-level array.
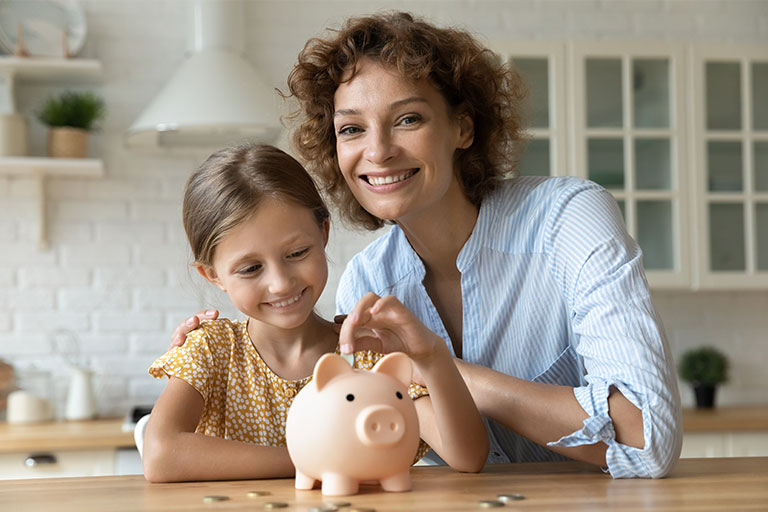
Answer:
[{"left": 65, "top": 367, "right": 96, "bottom": 420}]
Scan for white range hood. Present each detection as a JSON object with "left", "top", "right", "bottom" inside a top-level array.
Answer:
[{"left": 125, "top": 0, "right": 280, "bottom": 148}]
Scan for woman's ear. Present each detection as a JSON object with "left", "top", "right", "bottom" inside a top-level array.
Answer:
[
  {"left": 456, "top": 112, "right": 474, "bottom": 149},
  {"left": 196, "top": 265, "right": 226, "bottom": 292}
]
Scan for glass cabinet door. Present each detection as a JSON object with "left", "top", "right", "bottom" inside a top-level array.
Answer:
[
  {"left": 696, "top": 47, "right": 768, "bottom": 288},
  {"left": 492, "top": 43, "right": 568, "bottom": 178},
  {"left": 572, "top": 43, "right": 688, "bottom": 289}
]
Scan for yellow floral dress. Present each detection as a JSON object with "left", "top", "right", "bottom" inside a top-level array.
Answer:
[{"left": 149, "top": 318, "right": 430, "bottom": 458}]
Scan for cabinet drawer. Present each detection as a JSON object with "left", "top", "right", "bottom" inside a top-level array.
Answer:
[{"left": 0, "top": 449, "right": 115, "bottom": 480}]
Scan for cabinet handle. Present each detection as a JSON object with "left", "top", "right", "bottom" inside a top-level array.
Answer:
[{"left": 25, "top": 454, "right": 58, "bottom": 467}]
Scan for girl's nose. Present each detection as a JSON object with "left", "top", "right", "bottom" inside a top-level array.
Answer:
[
  {"left": 267, "top": 265, "right": 295, "bottom": 295},
  {"left": 364, "top": 128, "right": 396, "bottom": 164}
]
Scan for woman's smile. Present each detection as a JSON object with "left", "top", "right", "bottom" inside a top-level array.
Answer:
[{"left": 362, "top": 168, "right": 420, "bottom": 189}]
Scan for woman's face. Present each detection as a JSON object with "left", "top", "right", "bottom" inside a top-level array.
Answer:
[{"left": 332, "top": 59, "right": 474, "bottom": 225}]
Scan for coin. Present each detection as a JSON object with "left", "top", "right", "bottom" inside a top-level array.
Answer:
[
  {"left": 498, "top": 493, "right": 525, "bottom": 502},
  {"left": 264, "top": 503, "right": 289, "bottom": 509},
  {"left": 202, "top": 495, "right": 229, "bottom": 503},
  {"left": 478, "top": 500, "right": 505, "bottom": 508},
  {"left": 348, "top": 508, "right": 376, "bottom": 512},
  {"left": 247, "top": 491, "right": 271, "bottom": 497},
  {"left": 328, "top": 502, "right": 351, "bottom": 508},
  {"left": 308, "top": 506, "right": 338, "bottom": 512}
]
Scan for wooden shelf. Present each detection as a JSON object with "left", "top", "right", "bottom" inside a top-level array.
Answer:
[
  {"left": 0, "top": 157, "right": 105, "bottom": 249},
  {"left": 0, "top": 56, "right": 102, "bottom": 82},
  {"left": 0, "top": 156, "right": 103, "bottom": 177}
]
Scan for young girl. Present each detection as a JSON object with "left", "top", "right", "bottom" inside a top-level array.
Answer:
[{"left": 142, "top": 144, "right": 488, "bottom": 482}]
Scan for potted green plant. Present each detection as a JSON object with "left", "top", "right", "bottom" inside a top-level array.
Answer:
[
  {"left": 36, "top": 91, "right": 105, "bottom": 158},
  {"left": 678, "top": 346, "right": 728, "bottom": 409}
]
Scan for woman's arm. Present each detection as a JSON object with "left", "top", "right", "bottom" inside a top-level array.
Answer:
[
  {"left": 142, "top": 376, "right": 294, "bottom": 482},
  {"left": 340, "top": 293, "right": 489, "bottom": 472},
  {"left": 454, "top": 360, "right": 643, "bottom": 467}
]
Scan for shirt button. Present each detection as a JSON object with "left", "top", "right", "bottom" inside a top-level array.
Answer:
[{"left": 284, "top": 387, "right": 297, "bottom": 398}]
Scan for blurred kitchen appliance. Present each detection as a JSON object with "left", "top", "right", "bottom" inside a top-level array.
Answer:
[{"left": 125, "top": 0, "right": 280, "bottom": 148}]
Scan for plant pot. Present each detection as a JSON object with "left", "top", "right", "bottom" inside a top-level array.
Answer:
[
  {"left": 47, "top": 126, "right": 88, "bottom": 158},
  {"left": 693, "top": 384, "right": 717, "bottom": 409}
]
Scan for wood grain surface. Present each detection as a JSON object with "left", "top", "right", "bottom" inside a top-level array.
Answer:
[{"left": 0, "top": 457, "right": 766, "bottom": 511}]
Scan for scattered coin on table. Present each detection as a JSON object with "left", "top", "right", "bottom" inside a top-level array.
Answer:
[
  {"left": 202, "top": 495, "right": 229, "bottom": 503},
  {"left": 478, "top": 499, "right": 505, "bottom": 508},
  {"left": 347, "top": 508, "right": 376, "bottom": 512},
  {"left": 263, "top": 502, "right": 289, "bottom": 509},
  {"left": 247, "top": 490, "right": 271, "bottom": 497},
  {"left": 327, "top": 501, "right": 351, "bottom": 508},
  {"left": 498, "top": 493, "right": 525, "bottom": 502}
]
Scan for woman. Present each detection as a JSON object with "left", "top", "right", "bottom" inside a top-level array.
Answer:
[{"left": 173, "top": 12, "right": 681, "bottom": 478}]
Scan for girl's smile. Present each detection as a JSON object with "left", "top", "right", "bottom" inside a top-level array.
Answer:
[{"left": 198, "top": 196, "right": 329, "bottom": 335}]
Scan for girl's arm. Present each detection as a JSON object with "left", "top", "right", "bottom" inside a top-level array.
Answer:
[
  {"left": 339, "top": 293, "right": 489, "bottom": 472},
  {"left": 142, "top": 376, "right": 294, "bottom": 482}
]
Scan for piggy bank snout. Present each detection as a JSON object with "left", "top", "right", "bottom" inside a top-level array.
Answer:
[{"left": 355, "top": 405, "right": 406, "bottom": 447}]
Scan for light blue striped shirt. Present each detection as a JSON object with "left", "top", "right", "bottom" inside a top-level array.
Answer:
[{"left": 336, "top": 176, "right": 682, "bottom": 478}]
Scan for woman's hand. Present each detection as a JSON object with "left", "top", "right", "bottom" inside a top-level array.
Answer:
[
  {"left": 169, "top": 310, "right": 219, "bottom": 349},
  {"left": 338, "top": 292, "right": 444, "bottom": 363}
]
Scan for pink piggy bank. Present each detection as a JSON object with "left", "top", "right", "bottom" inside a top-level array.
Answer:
[{"left": 285, "top": 352, "right": 420, "bottom": 496}]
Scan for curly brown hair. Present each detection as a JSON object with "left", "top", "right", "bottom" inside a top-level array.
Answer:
[{"left": 286, "top": 11, "right": 527, "bottom": 231}]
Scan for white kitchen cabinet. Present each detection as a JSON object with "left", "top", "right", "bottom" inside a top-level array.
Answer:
[
  {"left": 0, "top": 449, "right": 117, "bottom": 480},
  {"left": 0, "top": 419, "right": 140, "bottom": 479},
  {"left": 681, "top": 432, "right": 768, "bottom": 458},
  {"left": 490, "top": 42, "right": 569, "bottom": 178},
  {"left": 569, "top": 43, "right": 690, "bottom": 290},
  {"left": 489, "top": 41, "right": 768, "bottom": 291},
  {"left": 691, "top": 45, "right": 768, "bottom": 289}
]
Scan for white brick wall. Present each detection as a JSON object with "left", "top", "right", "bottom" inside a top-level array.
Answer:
[{"left": 0, "top": 0, "right": 766, "bottom": 418}]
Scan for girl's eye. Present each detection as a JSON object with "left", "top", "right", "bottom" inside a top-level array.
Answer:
[
  {"left": 288, "top": 248, "right": 310, "bottom": 259},
  {"left": 238, "top": 264, "right": 262, "bottom": 275}
]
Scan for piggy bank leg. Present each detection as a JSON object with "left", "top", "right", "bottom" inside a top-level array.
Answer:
[
  {"left": 320, "top": 473, "right": 359, "bottom": 496},
  {"left": 294, "top": 469, "right": 316, "bottom": 490},
  {"left": 379, "top": 471, "right": 412, "bottom": 492}
]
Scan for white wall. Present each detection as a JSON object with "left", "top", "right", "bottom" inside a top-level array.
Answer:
[{"left": 1, "top": 0, "right": 767, "bottom": 417}]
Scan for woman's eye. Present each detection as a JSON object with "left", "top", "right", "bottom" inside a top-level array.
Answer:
[
  {"left": 337, "top": 125, "right": 362, "bottom": 136},
  {"left": 399, "top": 114, "right": 422, "bottom": 126}
]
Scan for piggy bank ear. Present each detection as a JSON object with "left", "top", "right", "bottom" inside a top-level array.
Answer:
[
  {"left": 314, "top": 353, "right": 354, "bottom": 391},
  {"left": 371, "top": 352, "right": 413, "bottom": 387}
]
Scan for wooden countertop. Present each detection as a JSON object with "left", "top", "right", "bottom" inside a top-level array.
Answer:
[
  {"left": 682, "top": 405, "right": 768, "bottom": 432},
  {"left": 1, "top": 457, "right": 766, "bottom": 511},
  {"left": 0, "top": 418, "right": 135, "bottom": 453}
]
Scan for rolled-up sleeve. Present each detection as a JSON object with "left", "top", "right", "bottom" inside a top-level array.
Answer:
[{"left": 544, "top": 182, "right": 682, "bottom": 478}]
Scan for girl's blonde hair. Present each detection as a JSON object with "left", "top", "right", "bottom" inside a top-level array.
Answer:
[{"left": 183, "top": 144, "right": 330, "bottom": 266}]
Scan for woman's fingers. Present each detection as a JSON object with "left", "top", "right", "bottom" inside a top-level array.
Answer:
[{"left": 168, "top": 309, "right": 219, "bottom": 349}]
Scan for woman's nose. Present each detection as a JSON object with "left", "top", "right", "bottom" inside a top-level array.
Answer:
[{"left": 364, "top": 128, "right": 396, "bottom": 164}]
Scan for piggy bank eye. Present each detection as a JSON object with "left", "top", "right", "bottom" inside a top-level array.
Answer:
[
  {"left": 346, "top": 394, "right": 355, "bottom": 401},
  {"left": 396, "top": 391, "right": 403, "bottom": 400}
]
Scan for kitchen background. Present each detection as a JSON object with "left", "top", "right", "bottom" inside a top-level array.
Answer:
[{"left": 0, "top": 0, "right": 767, "bottom": 422}]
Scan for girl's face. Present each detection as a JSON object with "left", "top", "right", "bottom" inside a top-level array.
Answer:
[
  {"left": 198, "top": 196, "right": 329, "bottom": 332},
  {"left": 333, "top": 59, "right": 474, "bottom": 225}
]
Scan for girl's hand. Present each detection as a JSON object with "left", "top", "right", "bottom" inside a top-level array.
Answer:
[
  {"left": 169, "top": 310, "right": 219, "bottom": 349},
  {"left": 338, "top": 292, "right": 445, "bottom": 363}
]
